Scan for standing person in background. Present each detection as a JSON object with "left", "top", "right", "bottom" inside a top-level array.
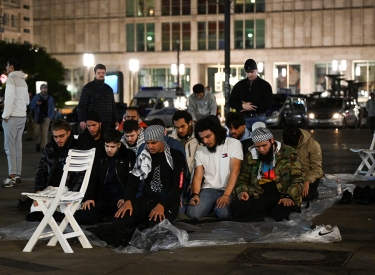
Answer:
[
  {"left": 117, "top": 107, "right": 148, "bottom": 132},
  {"left": 229, "top": 59, "right": 273, "bottom": 130},
  {"left": 187, "top": 84, "right": 217, "bottom": 122},
  {"left": 78, "top": 64, "right": 119, "bottom": 133},
  {"left": 366, "top": 92, "right": 375, "bottom": 133},
  {"left": 2, "top": 58, "right": 29, "bottom": 188},
  {"left": 24, "top": 92, "right": 34, "bottom": 141},
  {"left": 29, "top": 84, "right": 55, "bottom": 152}
]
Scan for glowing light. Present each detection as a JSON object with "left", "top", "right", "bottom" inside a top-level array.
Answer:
[
  {"left": 257, "top": 62, "right": 264, "bottom": 73},
  {"left": 332, "top": 60, "right": 338, "bottom": 71}
]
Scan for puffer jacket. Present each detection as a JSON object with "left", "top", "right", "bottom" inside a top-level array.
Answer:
[
  {"left": 295, "top": 129, "right": 324, "bottom": 183},
  {"left": 78, "top": 79, "right": 118, "bottom": 124},
  {"left": 84, "top": 145, "right": 136, "bottom": 201},
  {"left": 2, "top": 71, "right": 29, "bottom": 119},
  {"left": 34, "top": 134, "right": 85, "bottom": 192}
]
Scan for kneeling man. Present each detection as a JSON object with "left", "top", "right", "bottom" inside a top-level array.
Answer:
[{"left": 231, "top": 127, "right": 303, "bottom": 221}]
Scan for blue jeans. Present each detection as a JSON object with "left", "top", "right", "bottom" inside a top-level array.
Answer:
[
  {"left": 245, "top": 115, "right": 266, "bottom": 130},
  {"left": 186, "top": 188, "right": 232, "bottom": 219}
]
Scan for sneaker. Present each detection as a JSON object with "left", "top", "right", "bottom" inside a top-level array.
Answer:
[
  {"left": 360, "top": 185, "right": 372, "bottom": 205},
  {"left": 301, "top": 224, "right": 342, "bottom": 243},
  {"left": 339, "top": 190, "right": 352, "bottom": 204},
  {"left": 352, "top": 186, "right": 363, "bottom": 200},
  {"left": 2, "top": 177, "right": 21, "bottom": 188}
]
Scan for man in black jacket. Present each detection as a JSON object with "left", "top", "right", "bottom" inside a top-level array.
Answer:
[
  {"left": 78, "top": 110, "right": 105, "bottom": 156},
  {"left": 229, "top": 59, "right": 273, "bottom": 130},
  {"left": 78, "top": 64, "right": 118, "bottom": 133},
  {"left": 94, "top": 125, "right": 186, "bottom": 246},
  {"left": 30, "top": 120, "right": 84, "bottom": 215},
  {"left": 75, "top": 129, "right": 136, "bottom": 225}
]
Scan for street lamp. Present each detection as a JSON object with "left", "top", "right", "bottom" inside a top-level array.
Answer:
[
  {"left": 129, "top": 59, "right": 139, "bottom": 102},
  {"left": 83, "top": 53, "right": 94, "bottom": 83}
]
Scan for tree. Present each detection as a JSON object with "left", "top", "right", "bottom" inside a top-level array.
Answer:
[{"left": 0, "top": 41, "right": 70, "bottom": 107}]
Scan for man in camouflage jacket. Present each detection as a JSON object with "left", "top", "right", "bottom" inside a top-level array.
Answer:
[{"left": 232, "top": 127, "right": 303, "bottom": 222}]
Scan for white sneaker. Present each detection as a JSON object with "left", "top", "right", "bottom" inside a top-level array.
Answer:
[
  {"left": 2, "top": 177, "right": 22, "bottom": 188},
  {"left": 300, "top": 224, "right": 342, "bottom": 243}
]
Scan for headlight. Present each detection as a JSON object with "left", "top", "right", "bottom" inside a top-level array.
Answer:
[
  {"left": 332, "top": 113, "right": 341, "bottom": 119},
  {"left": 308, "top": 113, "right": 315, "bottom": 119}
]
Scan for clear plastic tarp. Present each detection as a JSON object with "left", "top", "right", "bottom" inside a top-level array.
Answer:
[{"left": 0, "top": 174, "right": 358, "bottom": 253}]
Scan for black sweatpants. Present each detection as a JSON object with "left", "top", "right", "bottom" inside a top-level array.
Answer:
[
  {"left": 94, "top": 195, "right": 179, "bottom": 246},
  {"left": 231, "top": 181, "right": 300, "bottom": 222}
]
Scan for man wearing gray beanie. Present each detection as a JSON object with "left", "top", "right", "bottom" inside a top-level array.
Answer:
[
  {"left": 231, "top": 127, "right": 304, "bottom": 222},
  {"left": 94, "top": 125, "right": 186, "bottom": 246},
  {"left": 228, "top": 58, "right": 272, "bottom": 130}
]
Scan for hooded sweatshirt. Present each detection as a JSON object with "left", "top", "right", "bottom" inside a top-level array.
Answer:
[
  {"left": 2, "top": 71, "right": 29, "bottom": 119},
  {"left": 295, "top": 129, "right": 324, "bottom": 183},
  {"left": 187, "top": 91, "right": 217, "bottom": 121}
]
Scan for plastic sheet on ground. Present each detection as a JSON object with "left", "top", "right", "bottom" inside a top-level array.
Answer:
[
  {"left": 0, "top": 221, "right": 106, "bottom": 248},
  {"left": 0, "top": 174, "right": 364, "bottom": 253}
]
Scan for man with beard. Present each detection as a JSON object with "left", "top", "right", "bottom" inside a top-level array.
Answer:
[
  {"left": 78, "top": 110, "right": 105, "bottom": 156},
  {"left": 186, "top": 116, "right": 243, "bottom": 219},
  {"left": 78, "top": 64, "right": 119, "bottom": 133},
  {"left": 231, "top": 127, "right": 303, "bottom": 222},
  {"left": 120, "top": 119, "right": 144, "bottom": 154},
  {"left": 225, "top": 112, "right": 253, "bottom": 156}
]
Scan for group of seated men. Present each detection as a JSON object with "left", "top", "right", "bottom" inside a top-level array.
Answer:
[{"left": 28, "top": 107, "right": 323, "bottom": 247}]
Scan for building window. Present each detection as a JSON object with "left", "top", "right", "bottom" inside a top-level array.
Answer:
[
  {"left": 314, "top": 63, "right": 334, "bottom": 92},
  {"left": 234, "top": 0, "right": 265, "bottom": 13},
  {"left": 126, "top": 0, "right": 155, "bottom": 17},
  {"left": 198, "top": 0, "right": 224, "bottom": 14},
  {"left": 162, "top": 22, "right": 190, "bottom": 51},
  {"left": 198, "top": 21, "right": 224, "bottom": 50},
  {"left": 162, "top": 0, "right": 190, "bottom": 16},
  {"left": 126, "top": 23, "right": 155, "bottom": 52},
  {"left": 23, "top": 5, "right": 30, "bottom": 9},
  {"left": 234, "top": 19, "right": 265, "bottom": 49},
  {"left": 274, "top": 64, "right": 301, "bottom": 94},
  {"left": 23, "top": 17, "right": 30, "bottom": 21},
  {"left": 354, "top": 61, "right": 375, "bottom": 102},
  {"left": 23, "top": 28, "right": 30, "bottom": 33}
]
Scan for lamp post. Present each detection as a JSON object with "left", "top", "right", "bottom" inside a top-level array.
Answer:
[
  {"left": 83, "top": 53, "right": 94, "bottom": 83},
  {"left": 129, "top": 59, "right": 139, "bottom": 102}
]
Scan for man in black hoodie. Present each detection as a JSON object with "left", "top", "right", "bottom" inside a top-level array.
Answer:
[
  {"left": 94, "top": 125, "right": 186, "bottom": 246},
  {"left": 75, "top": 129, "right": 136, "bottom": 225},
  {"left": 78, "top": 110, "right": 105, "bottom": 156},
  {"left": 28, "top": 120, "right": 85, "bottom": 219},
  {"left": 78, "top": 64, "right": 118, "bottom": 133}
]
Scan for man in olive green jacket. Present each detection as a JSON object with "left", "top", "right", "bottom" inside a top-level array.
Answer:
[
  {"left": 283, "top": 127, "right": 323, "bottom": 201},
  {"left": 232, "top": 127, "right": 304, "bottom": 222}
]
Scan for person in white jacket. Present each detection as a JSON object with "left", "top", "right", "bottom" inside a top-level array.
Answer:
[{"left": 2, "top": 58, "right": 29, "bottom": 188}]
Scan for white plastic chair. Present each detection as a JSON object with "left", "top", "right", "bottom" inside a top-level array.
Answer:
[
  {"left": 350, "top": 132, "right": 375, "bottom": 176},
  {"left": 22, "top": 148, "right": 96, "bottom": 253}
]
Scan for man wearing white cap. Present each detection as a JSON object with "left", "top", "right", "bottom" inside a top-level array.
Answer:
[
  {"left": 94, "top": 125, "right": 186, "bottom": 246},
  {"left": 232, "top": 127, "right": 303, "bottom": 221}
]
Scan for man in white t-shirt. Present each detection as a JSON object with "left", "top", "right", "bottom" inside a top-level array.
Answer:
[{"left": 187, "top": 116, "right": 243, "bottom": 219}]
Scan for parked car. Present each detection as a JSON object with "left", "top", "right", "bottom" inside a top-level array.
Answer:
[
  {"left": 307, "top": 97, "right": 360, "bottom": 128},
  {"left": 266, "top": 94, "right": 307, "bottom": 129}
]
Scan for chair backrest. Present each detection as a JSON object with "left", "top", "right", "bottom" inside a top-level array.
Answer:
[
  {"left": 57, "top": 148, "right": 96, "bottom": 197},
  {"left": 370, "top": 132, "right": 375, "bottom": 150}
]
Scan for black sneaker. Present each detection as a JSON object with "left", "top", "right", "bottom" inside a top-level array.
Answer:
[
  {"left": 360, "top": 185, "right": 372, "bottom": 205},
  {"left": 352, "top": 186, "right": 363, "bottom": 200},
  {"left": 339, "top": 190, "right": 352, "bottom": 204},
  {"left": 36, "top": 144, "right": 41, "bottom": 152}
]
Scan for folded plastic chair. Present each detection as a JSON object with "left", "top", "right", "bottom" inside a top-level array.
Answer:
[
  {"left": 350, "top": 132, "right": 375, "bottom": 176},
  {"left": 22, "top": 148, "right": 96, "bottom": 253}
]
